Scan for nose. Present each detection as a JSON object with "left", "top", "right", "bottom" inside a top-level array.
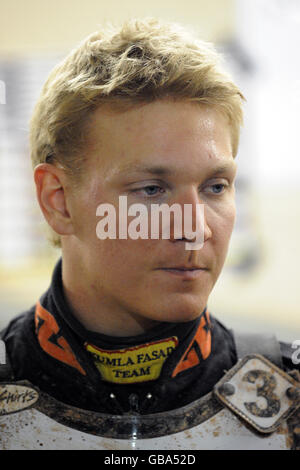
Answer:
[{"left": 168, "top": 187, "right": 212, "bottom": 244}]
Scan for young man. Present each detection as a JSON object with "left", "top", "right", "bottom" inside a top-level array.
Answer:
[{"left": 0, "top": 18, "right": 299, "bottom": 448}]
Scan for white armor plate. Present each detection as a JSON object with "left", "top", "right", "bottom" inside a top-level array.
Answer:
[
  {"left": 0, "top": 404, "right": 290, "bottom": 450},
  {"left": 0, "top": 353, "right": 299, "bottom": 450}
]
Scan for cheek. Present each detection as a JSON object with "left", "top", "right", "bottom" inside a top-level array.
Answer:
[
  {"left": 90, "top": 238, "right": 154, "bottom": 275},
  {"left": 209, "top": 202, "right": 236, "bottom": 250},
  {"left": 69, "top": 177, "right": 110, "bottom": 240},
  {"left": 226, "top": 203, "right": 236, "bottom": 233},
  {"left": 68, "top": 194, "right": 96, "bottom": 241}
]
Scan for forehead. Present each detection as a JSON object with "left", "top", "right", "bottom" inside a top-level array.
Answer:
[{"left": 85, "top": 100, "right": 234, "bottom": 179}]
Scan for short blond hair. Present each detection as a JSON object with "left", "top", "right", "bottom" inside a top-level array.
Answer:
[{"left": 30, "top": 18, "right": 244, "bottom": 246}]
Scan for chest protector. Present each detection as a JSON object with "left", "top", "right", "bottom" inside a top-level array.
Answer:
[{"left": 0, "top": 332, "right": 299, "bottom": 450}]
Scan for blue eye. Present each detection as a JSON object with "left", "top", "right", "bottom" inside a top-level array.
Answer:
[
  {"left": 130, "top": 184, "right": 166, "bottom": 198},
  {"left": 140, "top": 184, "right": 164, "bottom": 196},
  {"left": 144, "top": 185, "right": 162, "bottom": 195},
  {"left": 211, "top": 184, "right": 225, "bottom": 194}
]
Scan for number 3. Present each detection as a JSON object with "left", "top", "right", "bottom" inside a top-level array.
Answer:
[{"left": 242, "top": 369, "right": 281, "bottom": 418}]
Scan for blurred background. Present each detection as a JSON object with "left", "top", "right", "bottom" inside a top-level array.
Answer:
[{"left": 0, "top": 0, "right": 299, "bottom": 341}]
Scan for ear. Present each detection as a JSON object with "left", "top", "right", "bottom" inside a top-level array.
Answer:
[{"left": 34, "top": 163, "right": 75, "bottom": 236}]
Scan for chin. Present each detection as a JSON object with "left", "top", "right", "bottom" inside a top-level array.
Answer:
[{"left": 156, "top": 297, "right": 207, "bottom": 324}]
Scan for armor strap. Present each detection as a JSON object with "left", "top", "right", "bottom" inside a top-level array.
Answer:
[{"left": 233, "top": 331, "right": 283, "bottom": 369}]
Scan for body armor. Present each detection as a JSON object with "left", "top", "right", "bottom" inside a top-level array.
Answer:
[{"left": 1, "top": 332, "right": 299, "bottom": 450}]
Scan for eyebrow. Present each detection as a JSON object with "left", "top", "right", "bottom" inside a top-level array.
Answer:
[
  {"left": 117, "top": 162, "right": 236, "bottom": 178},
  {"left": 113, "top": 163, "right": 169, "bottom": 176}
]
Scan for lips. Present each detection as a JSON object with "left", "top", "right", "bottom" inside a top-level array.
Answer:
[
  {"left": 156, "top": 266, "right": 208, "bottom": 280},
  {"left": 160, "top": 266, "right": 208, "bottom": 271}
]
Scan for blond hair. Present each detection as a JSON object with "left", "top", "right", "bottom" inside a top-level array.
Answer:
[{"left": 30, "top": 18, "right": 244, "bottom": 246}]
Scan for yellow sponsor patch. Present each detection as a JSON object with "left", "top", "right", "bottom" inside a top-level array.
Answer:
[{"left": 85, "top": 337, "right": 178, "bottom": 384}]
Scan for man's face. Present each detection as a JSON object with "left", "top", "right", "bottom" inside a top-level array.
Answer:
[{"left": 65, "top": 100, "right": 237, "bottom": 331}]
